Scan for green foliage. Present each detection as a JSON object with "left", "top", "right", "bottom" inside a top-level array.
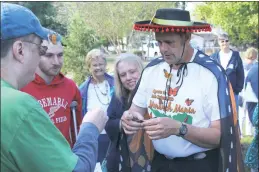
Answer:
[
  {"left": 60, "top": 2, "right": 179, "bottom": 84},
  {"left": 194, "top": 2, "right": 258, "bottom": 47},
  {"left": 241, "top": 136, "right": 253, "bottom": 145},
  {"left": 62, "top": 12, "right": 103, "bottom": 85},
  {"left": 72, "top": 2, "right": 178, "bottom": 53},
  {"left": 19, "top": 2, "right": 56, "bottom": 26},
  {"left": 11, "top": 2, "right": 67, "bottom": 36}
]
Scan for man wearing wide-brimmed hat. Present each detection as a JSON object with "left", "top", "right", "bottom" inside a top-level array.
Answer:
[{"left": 120, "top": 8, "right": 244, "bottom": 172}]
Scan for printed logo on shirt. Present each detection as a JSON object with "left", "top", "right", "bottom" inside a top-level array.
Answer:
[
  {"left": 38, "top": 97, "right": 69, "bottom": 124},
  {"left": 48, "top": 105, "right": 61, "bottom": 118},
  {"left": 148, "top": 88, "right": 196, "bottom": 125},
  {"left": 38, "top": 97, "right": 68, "bottom": 109},
  {"left": 149, "top": 108, "right": 193, "bottom": 124},
  {"left": 185, "top": 98, "right": 194, "bottom": 106}
]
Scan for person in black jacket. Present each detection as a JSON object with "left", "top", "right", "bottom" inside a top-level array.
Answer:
[
  {"left": 105, "top": 53, "right": 144, "bottom": 172},
  {"left": 211, "top": 33, "right": 245, "bottom": 112}
]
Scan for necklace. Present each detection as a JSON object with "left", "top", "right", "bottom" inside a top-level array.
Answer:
[
  {"left": 95, "top": 80, "right": 109, "bottom": 96},
  {"left": 93, "top": 80, "right": 110, "bottom": 105}
]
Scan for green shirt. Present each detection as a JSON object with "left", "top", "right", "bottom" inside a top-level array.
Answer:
[{"left": 1, "top": 79, "right": 78, "bottom": 172}]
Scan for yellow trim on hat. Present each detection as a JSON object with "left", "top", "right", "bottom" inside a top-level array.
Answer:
[{"left": 152, "top": 18, "right": 194, "bottom": 26}]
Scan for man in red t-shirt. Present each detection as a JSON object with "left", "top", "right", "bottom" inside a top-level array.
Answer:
[{"left": 21, "top": 28, "right": 82, "bottom": 147}]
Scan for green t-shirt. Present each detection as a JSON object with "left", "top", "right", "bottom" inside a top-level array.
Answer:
[{"left": 1, "top": 80, "right": 78, "bottom": 172}]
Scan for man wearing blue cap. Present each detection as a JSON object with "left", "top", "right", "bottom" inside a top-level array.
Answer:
[{"left": 1, "top": 3, "right": 107, "bottom": 172}]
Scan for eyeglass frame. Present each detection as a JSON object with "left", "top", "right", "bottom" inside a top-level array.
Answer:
[{"left": 22, "top": 41, "right": 48, "bottom": 55}]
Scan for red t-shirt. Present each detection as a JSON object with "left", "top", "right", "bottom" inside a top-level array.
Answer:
[{"left": 21, "top": 73, "right": 82, "bottom": 147}]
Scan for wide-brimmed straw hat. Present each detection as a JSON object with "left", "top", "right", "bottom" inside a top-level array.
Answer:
[{"left": 133, "top": 8, "right": 211, "bottom": 33}]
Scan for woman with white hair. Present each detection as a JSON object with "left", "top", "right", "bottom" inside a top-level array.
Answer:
[
  {"left": 105, "top": 53, "right": 144, "bottom": 172},
  {"left": 79, "top": 48, "right": 114, "bottom": 164}
]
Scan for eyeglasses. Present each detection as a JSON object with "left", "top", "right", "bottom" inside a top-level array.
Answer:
[
  {"left": 23, "top": 41, "right": 41, "bottom": 46},
  {"left": 220, "top": 40, "right": 229, "bottom": 43},
  {"left": 22, "top": 41, "right": 48, "bottom": 55}
]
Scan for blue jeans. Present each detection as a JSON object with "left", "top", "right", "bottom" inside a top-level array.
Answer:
[{"left": 98, "top": 134, "right": 110, "bottom": 163}]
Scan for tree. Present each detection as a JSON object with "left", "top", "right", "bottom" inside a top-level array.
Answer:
[
  {"left": 72, "top": 2, "right": 178, "bottom": 54},
  {"left": 194, "top": 2, "right": 258, "bottom": 47},
  {"left": 61, "top": 11, "right": 103, "bottom": 85},
  {"left": 10, "top": 2, "right": 67, "bottom": 36},
  {"left": 60, "top": 2, "right": 182, "bottom": 84}
]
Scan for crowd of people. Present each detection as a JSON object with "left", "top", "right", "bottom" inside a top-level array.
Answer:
[{"left": 1, "top": 3, "right": 258, "bottom": 172}]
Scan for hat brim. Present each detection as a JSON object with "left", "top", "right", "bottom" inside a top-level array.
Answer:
[
  {"left": 34, "top": 26, "right": 49, "bottom": 40},
  {"left": 133, "top": 20, "right": 211, "bottom": 33}
]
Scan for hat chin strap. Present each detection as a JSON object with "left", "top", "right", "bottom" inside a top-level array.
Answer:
[{"left": 175, "top": 42, "right": 186, "bottom": 66}]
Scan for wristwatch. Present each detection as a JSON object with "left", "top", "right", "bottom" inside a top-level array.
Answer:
[{"left": 178, "top": 122, "right": 188, "bottom": 137}]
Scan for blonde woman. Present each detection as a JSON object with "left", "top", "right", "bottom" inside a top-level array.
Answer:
[
  {"left": 79, "top": 49, "right": 114, "bottom": 164},
  {"left": 239, "top": 48, "right": 258, "bottom": 136},
  {"left": 243, "top": 47, "right": 258, "bottom": 76},
  {"left": 105, "top": 53, "right": 144, "bottom": 172}
]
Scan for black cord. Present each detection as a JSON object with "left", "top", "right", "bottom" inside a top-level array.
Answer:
[
  {"left": 176, "top": 63, "right": 188, "bottom": 87},
  {"left": 163, "top": 64, "right": 173, "bottom": 114},
  {"left": 163, "top": 41, "right": 188, "bottom": 115},
  {"left": 175, "top": 42, "right": 186, "bottom": 65}
]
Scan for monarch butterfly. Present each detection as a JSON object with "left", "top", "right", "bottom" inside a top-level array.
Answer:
[
  {"left": 185, "top": 98, "right": 194, "bottom": 106},
  {"left": 168, "top": 86, "right": 179, "bottom": 96},
  {"left": 163, "top": 69, "right": 172, "bottom": 79}
]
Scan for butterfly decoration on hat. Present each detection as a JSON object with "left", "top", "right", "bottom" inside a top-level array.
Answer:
[{"left": 41, "top": 28, "right": 62, "bottom": 47}]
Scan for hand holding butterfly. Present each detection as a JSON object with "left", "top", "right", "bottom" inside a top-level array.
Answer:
[
  {"left": 121, "top": 110, "right": 144, "bottom": 135},
  {"left": 142, "top": 117, "right": 181, "bottom": 140}
]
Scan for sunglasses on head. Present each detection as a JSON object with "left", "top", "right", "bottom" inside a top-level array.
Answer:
[{"left": 220, "top": 40, "right": 229, "bottom": 43}]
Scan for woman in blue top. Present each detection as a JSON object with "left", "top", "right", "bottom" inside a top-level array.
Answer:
[
  {"left": 245, "top": 104, "right": 258, "bottom": 172},
  {"left": 79, "top": 49, "right": 114, "bottom": 164},
  {"left": 105, "top": 53, "right": 144, "bottom": 171}
]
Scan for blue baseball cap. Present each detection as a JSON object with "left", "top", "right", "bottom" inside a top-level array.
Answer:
[{"left": 1, "top": 3, "right": 48, "bottom": 40}]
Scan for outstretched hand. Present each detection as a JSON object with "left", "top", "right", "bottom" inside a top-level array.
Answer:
[{"left": 82, "top": 108, "right": 108, "bottom": 133}]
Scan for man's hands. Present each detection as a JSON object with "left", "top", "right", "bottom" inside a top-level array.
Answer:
[
  {"left": 121, "top": 111, "right": 144, "bottom": 135},
  {"left": 121, "top": 110, "right": 181, "bottom": 139},
  {"left": 143, "top": 117, "right": 181, "bottom": 140},
  {"left": 82, "top": 108, "right": 108, "bottom": 133},
  {"left": 121, "top": 110, "right": 221, "bottom": 148}
]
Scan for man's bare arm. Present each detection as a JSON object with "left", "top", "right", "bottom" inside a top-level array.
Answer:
[
  {"left": 129, "top": 103, "right": 147, "bottom": 118},
  {"left": 143, "top": 118, "right": 221, "bottom": 149},
  {"left": 183, "top": 120, "right": 221, "bottom": 149}
]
